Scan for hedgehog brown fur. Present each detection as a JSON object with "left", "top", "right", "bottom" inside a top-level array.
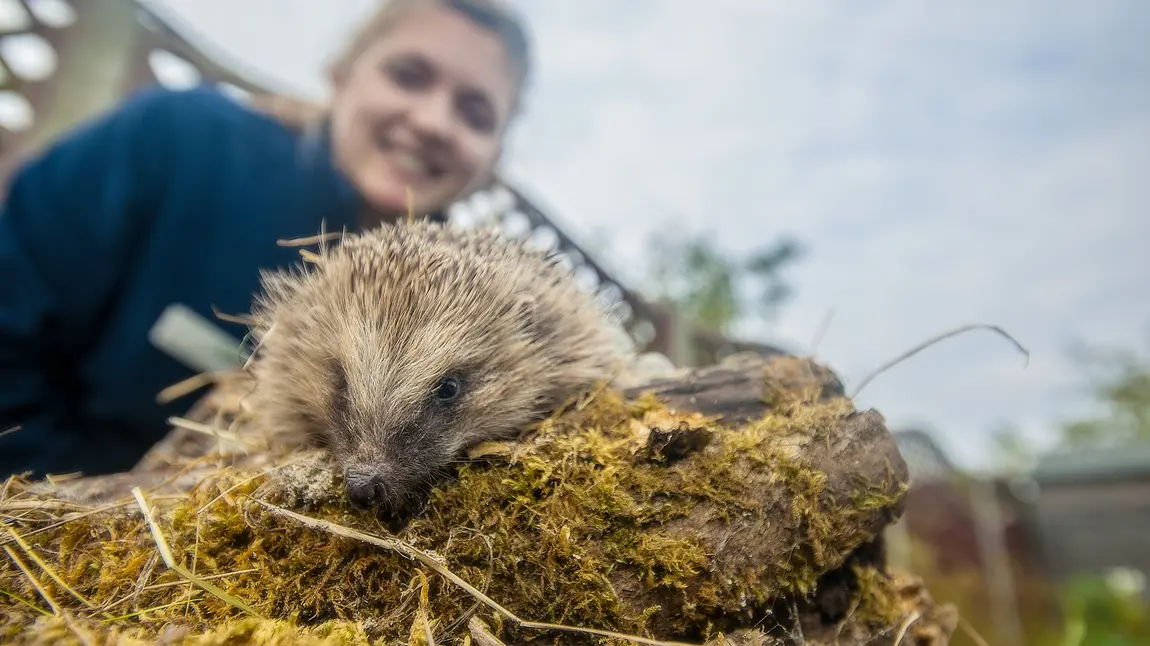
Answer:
[{"left": 245, "top": 220, "right": 633, "bottom": 510}]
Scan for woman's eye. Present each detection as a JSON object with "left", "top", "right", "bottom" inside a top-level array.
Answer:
[
  {"left": 457, "top": 95, "right": 496, "bottom": 133},
  {"left": 434, "top": 376, "right": 462, "bottom": 402},
  {"left": 385, "top": 57, "right": 431, "bottom": 89}
]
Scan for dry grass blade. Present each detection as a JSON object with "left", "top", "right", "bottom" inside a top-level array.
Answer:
[
  {"left": 166, "top": 416, "right": 257, "bottom": 448},
  {"left": 0, "top": 500, "right": 135, "bottom": 547},
  {"left": 1, "top": 500, "right": 93, "bottom": 513},
  {"left": 850, "top": 323, "right": 1030, "bottom": 398},
  {"left": 5, "top": 526, "right": 105, "bottom": 615},
  {"left": 416, "top": 569, "right": 438, "bottom": 646},
  {"left": 1, "top": 543, "right": 97, "bottom": 644},
  {"left": 0, "top": 587, "right": 50, "bottom": 616},
  {"left": 958, "top": 616, "right": 991, "bottom": 646},
  {"left": 246, "top": 496, "right": 699, "bottom": 646},
  {"left": 276, "top": 231, "right": 345, "bottom": 247},
  {"left": 440, "top": 528, "right": 495, "bottom": 635},
  {"left": 4, "top": 544, "right": 60, "bottom": 614},
  {"left": 468, "top": 616, "right": 507, "bottom": 646},
  {"left": 892, "top": 611, "right": 921, "bottom": 645},
  {"left": 211, "top": 306, "right": 258, "bottom": 327},
  {"left": 157, "top": 371, "right": 226, "bottom": 404},
  {"left": 101, "top": 597, "right": 205, "bottom": 623},
  {"left": 130, "top": 486, "right": 266, "bottom": 620},
  {"left": 100, "top": 568, "right": 255, "bottom": 614}
]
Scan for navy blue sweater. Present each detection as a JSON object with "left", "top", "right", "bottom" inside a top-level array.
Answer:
[{"left": 0, "top": 85, "right": 383, "bottom": 479}]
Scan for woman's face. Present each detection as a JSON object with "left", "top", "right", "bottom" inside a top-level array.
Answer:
[{"left": 328, "top": 7, "right": 519, "bottom": 218}]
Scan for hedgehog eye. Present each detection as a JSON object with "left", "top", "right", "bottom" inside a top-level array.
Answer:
[{"left": 433, "top": 375, "right": 462, "bottom": 403}]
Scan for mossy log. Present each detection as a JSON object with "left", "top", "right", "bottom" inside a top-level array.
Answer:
[{"left": 0, "top": 353, "right": 957, "bottom": 645}]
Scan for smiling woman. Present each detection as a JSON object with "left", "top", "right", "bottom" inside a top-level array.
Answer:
[
  {"left": 326, "top": 0, "right": 530, "bottom": 221},
  {"left": 0, "top": 0, "right": 535, "bottom": 480},
  {"left": 254, "top": 0, "right": 532, "bottom": 224}
]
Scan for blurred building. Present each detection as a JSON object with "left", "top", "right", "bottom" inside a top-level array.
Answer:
[{"left": 1031, "top": 443, "right": 1150, "bottom": 600}]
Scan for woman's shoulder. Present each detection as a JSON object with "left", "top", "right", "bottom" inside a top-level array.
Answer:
[{"left": 115, "top": 83, "right": 295, "bottom": 143}]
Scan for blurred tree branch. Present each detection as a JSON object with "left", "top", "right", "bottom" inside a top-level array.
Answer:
[
  {"left": 992, "top": 330, "right": 1150, "bottom": 471},
  {"left": 640, "top": 227, "right": 805, "bottom": 338},
  {"left": 1058, "top": 338, "right": 1150, "bottom": 449}
]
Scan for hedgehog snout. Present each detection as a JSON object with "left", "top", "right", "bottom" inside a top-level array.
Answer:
[{"left": 344, "top": 468, "right": 389, "bottom": 509}]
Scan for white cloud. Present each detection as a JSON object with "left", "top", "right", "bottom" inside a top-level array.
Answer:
[{"left": 149, "top": 0, "right": 1149, "bottom": 469}]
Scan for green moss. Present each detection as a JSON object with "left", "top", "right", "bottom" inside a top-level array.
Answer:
[
  {"left": 0, "top": 357, "right": 911, "bottom": 644},
  {"left": 850, "top": 565, "right": 905, "bottom": 630},
  {"left": 4, "top": 615, "right": 374, "bottom": 646}
]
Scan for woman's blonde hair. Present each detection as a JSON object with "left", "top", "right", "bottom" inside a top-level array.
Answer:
[{"left": 250, "top": 0, "right": 532, "bottom": 132}]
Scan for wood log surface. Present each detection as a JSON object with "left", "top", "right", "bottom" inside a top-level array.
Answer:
[{"left": 5, "top": 352, "right": 937, "bottom": 644}]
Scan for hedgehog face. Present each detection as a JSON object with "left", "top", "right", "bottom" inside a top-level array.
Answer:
[
  {"left": 248, "top": 222, "right": 629, "bottom": 511},
  {"left": 325, "top": 356, "right": 477, "bottom": 510},
  {"left": 312, "top": 310, "right": 553, "bottom": 511}
]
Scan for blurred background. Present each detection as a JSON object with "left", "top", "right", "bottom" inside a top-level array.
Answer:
[{"left": 0, "top": 1, "right": 1146, "bottom": 643}]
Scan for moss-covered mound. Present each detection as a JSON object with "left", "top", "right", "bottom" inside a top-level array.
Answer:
[{"left": 0, "top": 354, "right": 957, "bottom": 645}]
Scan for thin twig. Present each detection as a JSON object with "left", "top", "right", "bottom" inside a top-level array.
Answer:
[
  {"left": 442, "top": 528, "right": 495, "bottom": 635},
  {"left": 807, "top": 309, "right": 835, "bottom": 357},
  {"left": 892, "top": 611, "right": 921, "bottom": 645},
  {"left": 469, "top": 616, "right": 508, "bottom": 646},
  {"left": 850, "top": 323, "right": 1029, "bottom": 399},
  {"left": 124, "top": 551, "right": 160, "bottom": 616},
  {"left": 247, "top": 496, "right": 697, "bottom": 646},
  {"left": 789, "top": 597, "right": 804, "bottom": 644},
  {"left": 958, "top": 616, "right": 992, "bottom": 646}
]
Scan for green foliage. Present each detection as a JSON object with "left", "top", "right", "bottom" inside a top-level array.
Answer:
[
  {"left": 640, "top": 228, "right": 804, "bottom": 335},
  {"left": 1056, "top": 569, "right": 1150, "bottom": 646},
  {"left": 1058, "top": 339, "right": 1150, "bottom": 449},
  {"left": 991, "top": 331, "right": 1150, "bottom": 471},
  {"left": 989, "top": 421, "right": 1039, "bottom": 474}
]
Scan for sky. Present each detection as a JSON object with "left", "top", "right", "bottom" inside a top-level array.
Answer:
[{"left": 111, "top": 1, "right": 1150, "bottom": 469}]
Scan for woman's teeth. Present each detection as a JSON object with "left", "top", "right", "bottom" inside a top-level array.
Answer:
[{"left": 390, "top": 150, "right": 428, "bottom": 177}]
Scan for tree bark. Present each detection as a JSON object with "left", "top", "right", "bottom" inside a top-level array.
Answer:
[{"left": 596, "top": 353, "right": 911, "bottom": 636}]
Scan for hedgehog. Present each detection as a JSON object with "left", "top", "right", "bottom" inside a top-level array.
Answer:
[{"left": 245, "top": 219, "right": 635, "bottom": 511}]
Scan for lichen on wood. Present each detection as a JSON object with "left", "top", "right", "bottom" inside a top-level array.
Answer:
[{"left": 0, "top": 353, "right": 956, "bottom": 645}]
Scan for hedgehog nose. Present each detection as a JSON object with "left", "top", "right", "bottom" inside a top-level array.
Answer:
[{"left": 345, "top": 470, "right": 387, "bottom": 508}]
